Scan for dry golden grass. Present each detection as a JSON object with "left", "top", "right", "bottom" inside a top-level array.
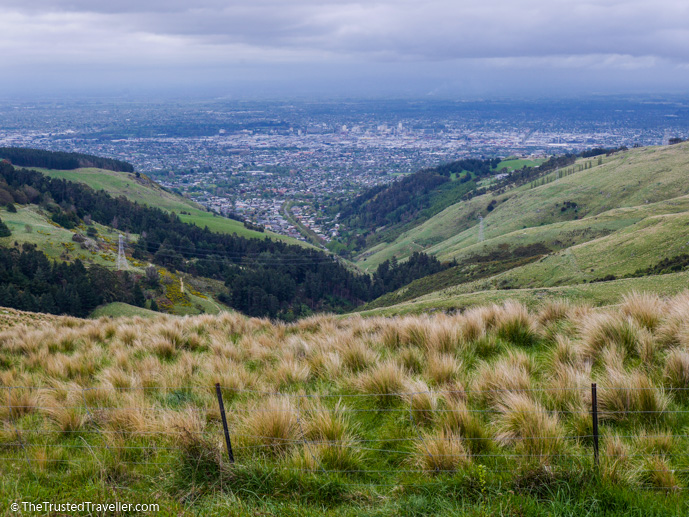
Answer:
[
  {"left": 537, "top": 299, "right": 573, "bottom": 327},
  {"left": 494, "top": 391, "right": 564, "bottom": 461},
  {"left": 620, "top": 292, "right": 665, "bottom": 331},
  {"left": 472, "top": 355, "right": 532, "bottom": 406},
  {"left": 425, "top": 352, "right": 461, "bottom": 386},
  {"left": 355, "top": 360, "right": 408, "bottom": 400},
  {"left": 3, "top": 294, "right": 689, "bottom": 487},
  {"left": 414, "top": 429, "right": 471, "bottom": 472},
  {"left": 580, "top": 313, "right": 644, "bottom": 361},
  {"left": 598, "top": 365, "right": 669, "bottom": 420},
  {"left": 241, "top": 396, "right": 300, "bottom": 455}
]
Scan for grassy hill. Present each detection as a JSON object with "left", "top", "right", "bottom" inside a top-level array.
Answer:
[
  {"left": 356, "top": 143, "right": 689, "bottom": 313},
  {"left": 0, "top": 204, "right": 141, "bottom": 269},
  {"left": 2, "top": 298, "right": 689, "bottom": 515},
  {"left": 0, "top": 204, "right": 228, "bottom": 318},
  {"left": 34, "top": 166, "right": 308, "bottom": 246},
  {"left": 358, "top": 144, "right": 689, "bottom": 270}
]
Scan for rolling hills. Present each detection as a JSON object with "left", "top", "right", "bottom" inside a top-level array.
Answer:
[{"left": 354, "top": 142, "right": 689, "bottom": 313}]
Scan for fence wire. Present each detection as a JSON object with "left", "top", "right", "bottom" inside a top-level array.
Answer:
[{"left": 2, "top": 384, "right": 689, "bottom": 491}]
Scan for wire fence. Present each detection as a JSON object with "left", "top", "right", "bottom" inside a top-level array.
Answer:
[{"left": 2, "top": 383, "right": 688, "bottom": 490}]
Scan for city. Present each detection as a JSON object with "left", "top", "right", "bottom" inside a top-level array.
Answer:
[{"left": 1, "top": 97, "right": 687, "bottom": 243}]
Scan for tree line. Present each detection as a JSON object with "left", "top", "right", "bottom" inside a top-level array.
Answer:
[
  {"left": 0, "top": 147, "right": 134, "bottom": 172},
  {"left": 0, "top": 244, "right": 147, "bottom": 317}
]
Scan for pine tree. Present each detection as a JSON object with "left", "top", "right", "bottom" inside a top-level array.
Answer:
[
  {"left": 133, "top": 283, "right": 146, "bottom": 307},
  {"left": 0, "top": 216, "right": 10, "bottom": 237}
]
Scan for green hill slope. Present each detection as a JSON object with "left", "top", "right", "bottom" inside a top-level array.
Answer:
[
  {"left": 0, "top": 203, "right": 229, "bottom": 317},
  {"left": 359, "top": 144, "right": 689, "bottom": 270},
  {"left": 357, "top": 143, "right": 689, "bottom": 312},
  {"left": 35, "top": 166, "right": 307, "bottom": 245}
]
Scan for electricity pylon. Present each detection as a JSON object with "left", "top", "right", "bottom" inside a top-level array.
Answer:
[{"left": 116, "top": 234, "right": 129, "bottom": 270}]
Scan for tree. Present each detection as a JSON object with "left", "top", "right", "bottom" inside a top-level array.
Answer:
[
  {"left": 132, "top": 283, "right": 146, "bottom": 307},
  {"left": 0, "top": 217, "right": 11, "bottom": 237},
  {"left": 145, "top": 265, "right": 160, "bottom": 287}
]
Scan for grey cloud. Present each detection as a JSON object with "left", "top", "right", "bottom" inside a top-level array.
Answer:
[
  {"left": 1, "top": 0, "right": 689, "bottom": 96},
  {"left": 3, "top": 0, "right": 689, "bottom": 63}
]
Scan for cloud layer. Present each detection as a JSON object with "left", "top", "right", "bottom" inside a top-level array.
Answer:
[{"left": 1, "top": 0, "right": 688, "bottom": 95}]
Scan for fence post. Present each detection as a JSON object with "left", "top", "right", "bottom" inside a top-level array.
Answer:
[
  {"left": 591, "top": 383, "right": 599, "bottom": 467},
  {"left": 215, "top": 383, "right": 234, "bottom": 464}
]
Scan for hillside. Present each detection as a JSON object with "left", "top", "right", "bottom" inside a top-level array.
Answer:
[
  {"left": 331, "top": 156, "right": 571, "bottom": 256},
  {"left": 1, "top": 147, "right": 302, "bottom": 244},
  {"left": 357, "top": 143, "right": 689, "bottom": 313},
  {"left": 1, "top": 160, "right": 443, "bottom": 320},
  {"left": 34, "top": 166, "right": 304, "bottom": 245},
  {"left": 2, "top": 297, "right": 689, "bottom": 515}
]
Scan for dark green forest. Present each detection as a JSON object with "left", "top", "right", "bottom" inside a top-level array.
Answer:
[
  {"left": 0, "top": 245, "right": 147, "bottom": 317},
  {"left": 0, "top": 147, "right": 134, "bottom": 172}
]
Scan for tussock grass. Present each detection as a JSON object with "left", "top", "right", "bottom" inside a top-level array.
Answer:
[
  {"left": 537, "top": 299, "right": 572, "bottom": 327},
  {"left": 640, "top": 456, "right": 679, "bottom": 491},
  {"left": 494, "top": 392, "right": 565, "bottom": 461},
  {"left": 425, "top": 352, "right": 461, "bottom": 386},
  {"left": 495, "top": 301, "right": 539, "bottom": 347},
  {"left": 338, "top": 338, "right": 377, "bottom": 372},
  {"left": 355, "top": 360, "right": 408, "bottom": 401},
  {"left": 545, "top": 362, "right": 591, "bottom": 412},
  {"left": 438, "top": 397, "right": 489, "bottom": 453},
  {"left": 472, "top": 356, "right": 532, "bottom": 406},
  {"left": 241, "top": 397, "right": 300, "bottom": 456},
  {"left": 620, "top": 291, "right": 665, "bottom": 331},
  {"left": 600, "top": 434, "right": 634, "bottom": 485},
  {"left": 4, "top": 292, "right": 689, "bottom": 500},
  {"left": 664, "top": 348, "right": 689, "bottom": 396},
  {"left": 413, "top": 429, "right": 470, "bottom": 472},
  {"left": 580, "top": 313, "right": 644, "bottom": 360},
  {"left": 404, "top": 380, "right": 437, "bottom": 426},
  {"left": 598, "top": 365, "right": 669, "bottom": 421}
]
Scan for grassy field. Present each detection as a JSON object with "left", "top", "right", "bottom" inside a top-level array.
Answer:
[
  {"left": 2, "top": 296, "right": 689, "bottom": 515},
  {"left": 89, "top": 302, "right": 161, "bottom": 319},
  {"left": 34, "top": 167, "right": 308, "bottom": 246},
  {"left": 495, "top": 157, "right": 547, "bottom": 171}
]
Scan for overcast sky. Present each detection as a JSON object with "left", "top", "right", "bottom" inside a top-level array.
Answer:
[{"left": 2, "top": 0, "right": 689, "bottom": 98}]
